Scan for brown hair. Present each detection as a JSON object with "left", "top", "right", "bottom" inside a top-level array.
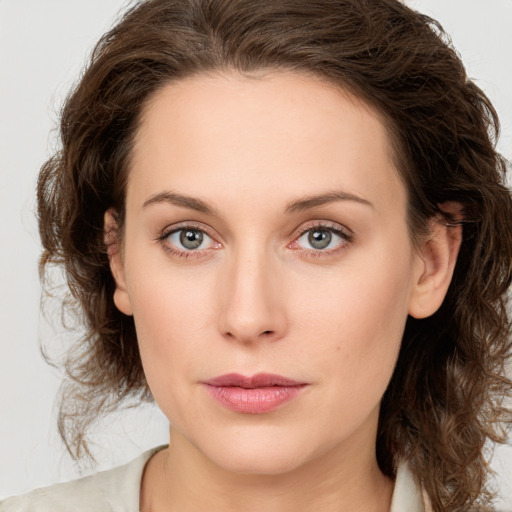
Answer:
[{"left": 38, "top": 0, "right": 512, "bottom": 510}]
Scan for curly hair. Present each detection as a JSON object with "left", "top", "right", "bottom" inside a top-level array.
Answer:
[{"left": 37, "top": 0, "right": 512, "bottom": 510}]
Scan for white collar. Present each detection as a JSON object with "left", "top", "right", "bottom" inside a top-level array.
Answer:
[{"left": 390, "top": 461, "right": 432, "bottom": 512}]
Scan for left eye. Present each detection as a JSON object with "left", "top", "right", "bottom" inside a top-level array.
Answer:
[
  {"left": 166, "top": 228, "right": 213, "bottom": 250},
  {"left": 296, "top": 227, "right": 345, "bottom": 250}
]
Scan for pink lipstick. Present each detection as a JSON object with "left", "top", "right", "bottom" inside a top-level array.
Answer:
[{"left": 201, "top": 373, "right": 308, "bottom": 414}]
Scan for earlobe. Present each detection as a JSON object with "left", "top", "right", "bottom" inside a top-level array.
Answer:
[
  {"left": 104, "top": 209, "right": 133, "bottom": 316},
  {"left": 408, "top": 202, "right": 463, "bottom": 319}
]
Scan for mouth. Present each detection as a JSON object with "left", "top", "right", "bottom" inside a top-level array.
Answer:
[{"left": 201, "top": 373, "right": 309, "bottom": 414}]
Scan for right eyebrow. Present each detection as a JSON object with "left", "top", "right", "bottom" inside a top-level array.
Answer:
[
  {"left": 141, "top": 191, "right": 218, "bottom": 215},
  {"left": 284, "top": 190, "right": 373, "bottom": 214}
]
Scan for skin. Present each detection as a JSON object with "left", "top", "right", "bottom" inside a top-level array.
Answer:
[{"left": 107, "top": 71, "right": 461, "bottom": 512}]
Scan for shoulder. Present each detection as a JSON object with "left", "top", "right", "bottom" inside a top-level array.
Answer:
[{"left": 0, "top": 447, "right": 163, "bottom": 512}]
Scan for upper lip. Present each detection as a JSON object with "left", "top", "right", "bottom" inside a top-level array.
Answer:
[{"left": 203, "top": 373, "right": 306, "bottom": 388}]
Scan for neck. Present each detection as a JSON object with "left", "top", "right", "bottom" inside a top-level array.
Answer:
[{"left": 140, "top": 429, "right": 394, "bottom": 512}]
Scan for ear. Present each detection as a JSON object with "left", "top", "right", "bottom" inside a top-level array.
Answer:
[
  {"left": 104, "top": 209, "right": 133, "bottom": 316},
  {"left": 408, "top": 202, "right": 463, "bottom": 319}
]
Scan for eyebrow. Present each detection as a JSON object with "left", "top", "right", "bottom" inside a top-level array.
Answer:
[
  {"left": 284, "top": 191, "right": 373, "bottom": 213},
  {"left": 141, "top": 189, "right": 372, "bottom": 215},
  {"left": 142, "top": 191, "right": 217, "bottom": 215}
]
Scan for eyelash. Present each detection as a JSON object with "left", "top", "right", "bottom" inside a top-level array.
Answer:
[
  {"left": 289, "top": 222, "right": 354, "bottom": 258},
  {"left": 156, "top": 221, "right": 354, "bottom": 259},
  {"left": 156, "top": 223, "right": 219, "bottom": 259}
]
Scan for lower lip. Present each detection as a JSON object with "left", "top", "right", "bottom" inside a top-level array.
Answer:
[{"left": 203, "top": 384, "right": 308, "bottom": 414}]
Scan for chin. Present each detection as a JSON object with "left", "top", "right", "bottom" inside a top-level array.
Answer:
[
  {"left": 191, "top": 424, "right": 323, "bottom": 476},
  {"left": 211, "top": 446, "right": 308, "bottom": 476}
]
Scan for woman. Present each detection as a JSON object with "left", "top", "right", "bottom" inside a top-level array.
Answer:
[{"left": 2, "top": 0, "right": 511, "bottom": 511}]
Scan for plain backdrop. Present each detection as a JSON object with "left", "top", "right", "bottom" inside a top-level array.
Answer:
[{"left": 1, "top": 0, "right": 511, "bottom": 507}]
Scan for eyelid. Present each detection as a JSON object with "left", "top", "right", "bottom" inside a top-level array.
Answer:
[
  {"left": 156, "top": 221, "right": 222, "bottom": 257},
  {"left": 158, "top": 219, "right": 217, "bottom": 237},
  {"left": 288, "top": 220, "right": 354, "bottom": 254},
  {"left": 155, "top": 220, "right": 353, "bottom": 259},
  {"left": 293, "top": 220, "right": 353, "bottom": 240}
]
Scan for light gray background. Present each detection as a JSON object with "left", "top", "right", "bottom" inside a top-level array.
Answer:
[{"left": 1, "top": 0, "right": 511, "bottom": 507}]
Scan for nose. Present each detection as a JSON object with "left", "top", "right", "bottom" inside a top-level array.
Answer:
[{"left": 218, "top": 247, "right": 288, "bottom": 345}]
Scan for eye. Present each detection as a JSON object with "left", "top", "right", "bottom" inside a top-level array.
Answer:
[
  {"left": 293, "top": 224, "right": 352, "bottom": 253},
  {"left": 166, "top": 228, "right": 215, "bottom": 251},
  {"left": 300, "top": 228, "right": 335, "bottom": 250}
]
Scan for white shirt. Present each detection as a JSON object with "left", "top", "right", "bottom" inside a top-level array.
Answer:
[{"left": 1, "top": 448, "right": 431, "bottom": 512}]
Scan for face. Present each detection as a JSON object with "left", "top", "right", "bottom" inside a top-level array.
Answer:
[{"left": 111, "top": 71, "right": 429, "bottom": 475}]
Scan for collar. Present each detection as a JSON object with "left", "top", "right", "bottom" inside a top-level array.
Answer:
[{"left": 390, "top": 461, "right": 433, "bottom": 512}]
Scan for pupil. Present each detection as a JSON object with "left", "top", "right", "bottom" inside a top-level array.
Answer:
[
  {"left": 180, "top": 230, "right": 203, "bottom": 249},
  {"left": 308, "top": 229, "right": 331, "bottom": 249}
]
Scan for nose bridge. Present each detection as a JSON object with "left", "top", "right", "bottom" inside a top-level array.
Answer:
[{"left": 219, "top": 241, "right": 286, "bottom": 343}]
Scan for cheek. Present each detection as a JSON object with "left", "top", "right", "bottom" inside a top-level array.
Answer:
[
  {"left": 130, "top": 278, "right": 211, "bottom": 351},
  {"left": 125, "top": 260, "right": 219, "bottom": 406},
  {"left": 292, "top": 250, "right": 413, "bottom": 412}
]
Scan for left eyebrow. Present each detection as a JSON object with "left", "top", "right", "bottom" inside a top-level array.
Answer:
[
  {"left": 284, "top": 191, "right": 374, "bottom": 214},
  {"left": 141, "top": 191, "right": 218, "bottom": 215}
]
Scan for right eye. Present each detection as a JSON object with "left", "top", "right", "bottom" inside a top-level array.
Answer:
[
  {"left": 165, "top": 228, "right": 215, "bottom": 251},
  {"left": 296, "top": 227, "right": 345, "bottom": 251}
]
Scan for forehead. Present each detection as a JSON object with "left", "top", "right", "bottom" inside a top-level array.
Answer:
[{"left": 128, "top": 70, "right": 405, "bottom": 215}]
